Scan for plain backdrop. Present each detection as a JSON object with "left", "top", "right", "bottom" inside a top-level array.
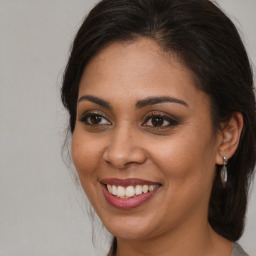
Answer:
[{"left": 0, "top": 0, "right": 255, "bottom": 255}]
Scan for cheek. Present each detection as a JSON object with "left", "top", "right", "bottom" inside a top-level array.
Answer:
[
  {"left": 147, "top": 134, "right": 217, "bottom": 225},
  {"left": 71, "top": 130, "right": 104, "bottom": 204},
  {"left": 71, "top": 129, "right": 101, "bottom": 178},
  {"left": 149, "top": 130, "right": 217, "bottom": 188}
]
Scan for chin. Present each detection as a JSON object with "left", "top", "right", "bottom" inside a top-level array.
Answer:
[
  {"left": 105, "top": 222, "right": 153, "bottom": 240},
  {"left": 99, "top": 211, "right": 162, "bottom": 241}
]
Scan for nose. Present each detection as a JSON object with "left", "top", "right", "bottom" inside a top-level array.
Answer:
[{"left": 103, "top": 126, "right": 147, "bottom": 169}]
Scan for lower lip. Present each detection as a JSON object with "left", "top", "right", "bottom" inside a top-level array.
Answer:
[{"left": 101, "top": 184, "right": 160, "bottom": 209}]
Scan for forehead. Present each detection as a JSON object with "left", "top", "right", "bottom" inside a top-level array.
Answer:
[{"left": 78, "top": 38, "right": 206, "bottom": 108}]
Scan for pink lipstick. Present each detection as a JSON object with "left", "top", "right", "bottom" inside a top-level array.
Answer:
[{"left": 101, "top": 178, "right": 161, "bottom": 209}]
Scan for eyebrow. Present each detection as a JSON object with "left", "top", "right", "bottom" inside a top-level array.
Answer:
[
  {"left": 77, "top": 95, "right": 188, "bottom": 109},
  {"left": 78, "top": 95, "right": 112, "bottom": 109},
  {"left": 136, "top": 96, "right": 188, "bottom": 108}
]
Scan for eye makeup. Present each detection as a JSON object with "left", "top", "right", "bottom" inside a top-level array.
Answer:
[
  {"left": 78, "top": 108, "right": 181, "bottom": 136},
  {"left": 78, "top": 110, "right": 111, "bottom": 127},
  {"left": 142, "top": 111, "right": 179, "bottom": 128}
]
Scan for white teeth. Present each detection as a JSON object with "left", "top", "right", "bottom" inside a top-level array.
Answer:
[
  {"left": 107, "top": 184, "right": 112, "bottom": 193},
  {"left": 142, "top": 185, "right": 149, "bottom": 193},
  {"left": 106, "top": 184, "right": 158, "bottom": 198},
  {"left": 149, "top": 185, "right": 155, "bottom": 191},
  {"left": 117, "top": 186, "right": 126, "bottom": 198},
  {"left": 112, "top": 185, "right": 117, "bottom": 196},
  {"left": 135, "top": 185, "right": 143, "bottom": 195},
  {"left": 126, "top": 186, "right": 135, "bottom": 197}
]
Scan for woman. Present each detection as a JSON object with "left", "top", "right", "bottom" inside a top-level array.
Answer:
[{"left": 61, "top": 0, "right": 256, "bottom": 255}]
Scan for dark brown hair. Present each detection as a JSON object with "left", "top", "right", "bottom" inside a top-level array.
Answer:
[{"left": 61, "top": 0, "right": 256, "bottom": 254}]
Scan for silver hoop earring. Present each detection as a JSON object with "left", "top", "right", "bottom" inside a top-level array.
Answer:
[{"left": 220, "top": 156, "right": 228, "bottom": 186}]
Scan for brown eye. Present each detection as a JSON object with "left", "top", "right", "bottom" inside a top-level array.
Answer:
[
  {"left": 151, "top": 116, "right": 164, "bottom": 127},
  {"left": 89, "top": 115, "right": 103, "bottom": 124},
  {"left": 79, "top": 113, "right": 111, "bottom": 126},
  {"left": 143, "top": 114, "right": 179, "bottom": 128}
]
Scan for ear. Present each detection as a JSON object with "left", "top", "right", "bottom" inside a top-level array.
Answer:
[{"left": 215, "top": 112, "right": 243, "bottom": 165}]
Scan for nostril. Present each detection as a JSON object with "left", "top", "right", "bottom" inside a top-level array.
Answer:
[{"left": 102, "top": 138, "right": 147, "bottom": 169}]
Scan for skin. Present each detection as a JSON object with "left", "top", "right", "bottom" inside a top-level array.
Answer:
[{"left": 72, "top": 38, "right": 242, "bottom": 256}]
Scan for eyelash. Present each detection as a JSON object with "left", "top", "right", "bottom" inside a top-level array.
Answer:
[
  {"left": 78, "top": 111, "right": 111, "bottom": 126},
  {"left": 78, "top": 111, "right": 179, "bottom": 129},
  {"left": 142, "top": 112, "right": 179, "bottom": 128}
]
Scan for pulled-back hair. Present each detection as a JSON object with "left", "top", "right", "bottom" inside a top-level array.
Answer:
[{"left": 61, "top": 0, "right": 256, "bottom": 254}]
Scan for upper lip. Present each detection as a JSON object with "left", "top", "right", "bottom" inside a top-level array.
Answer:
[{"left": 100, "top": 178, "right": 161, "bottom": 187}]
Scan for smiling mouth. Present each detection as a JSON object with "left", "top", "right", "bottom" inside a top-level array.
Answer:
[
  {"left": 100, "top": 178, "right": 161, "bottom": 209},
  {"left": 105, "top": 184, "right": 160, "bottom": 198}
]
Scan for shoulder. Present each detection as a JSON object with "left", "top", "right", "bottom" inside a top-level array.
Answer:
[{"left": 231, "top": 243, "right": 249, "bottom": 256}]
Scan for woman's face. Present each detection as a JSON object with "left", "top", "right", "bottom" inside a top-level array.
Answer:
[{"left": 72, "top": 39, "right": 222, "bottom": 240}]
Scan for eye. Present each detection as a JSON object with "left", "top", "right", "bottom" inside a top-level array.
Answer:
[
  {"left": 79, "top": 112, "right": 111, "bottom": 126},
  {"left": 143, "top": 113, "right": 178, "bottom": 128}
]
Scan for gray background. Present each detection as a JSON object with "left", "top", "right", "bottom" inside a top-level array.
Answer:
[{"left": 0, "top": 0, "right": 255, "bottom": 255}]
